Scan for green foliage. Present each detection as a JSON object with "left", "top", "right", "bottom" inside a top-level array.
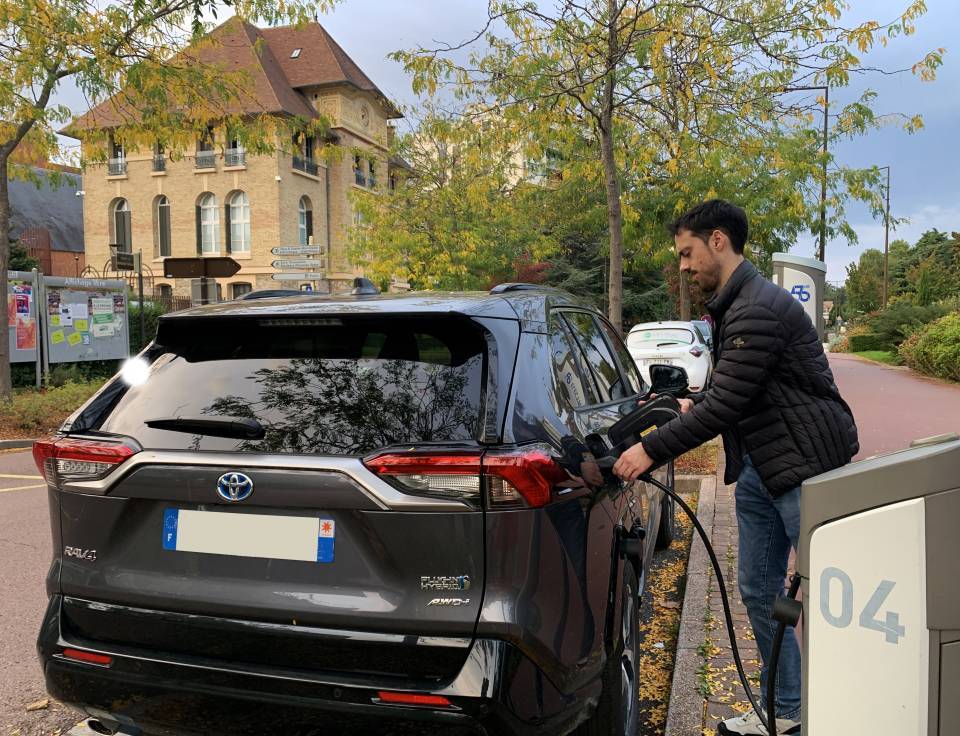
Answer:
[
  {"left": 0, "top": 380, "right": 101, "bottom": 433},
  {"left": 848, "top": 333, "right": 885, "bottom": 352},
  {"left": 128, "top": 302, "right": 167, "bottom": 353},
  {"left": 864, "top": 302, "right": 951, "bottom": 350},
  {"left": 846, "top": 248, "right": 884, "bottom": 314},
  {"left": 853, "top": 350, "right": 901, "bottom": 366},
  {"left": 46, "top": 361, "right": 119, "bottom": 388},
  {"left": 898, "top": 313, "right": 960, "bottom": 383},
  {"left": 9, "top": 240, "right": 39, "bottom": 271}
]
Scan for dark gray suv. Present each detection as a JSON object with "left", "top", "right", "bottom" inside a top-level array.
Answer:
[{"left": 35, "top": 285, "right": 674, "bottom": 736}]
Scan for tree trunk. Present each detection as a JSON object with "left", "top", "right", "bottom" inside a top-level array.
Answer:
[
  {"left": 601, "top": 0, "right": 624, "bottom": 333},
  {"left": 0, "top": 153, "right": 12, "bottom": 399},
  {"left": 679, "top": 270, "right": 691, "bottom": 320}
]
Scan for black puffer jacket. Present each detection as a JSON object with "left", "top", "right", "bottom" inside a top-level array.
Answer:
[{"left": 642, "top": 260, "right": 858, "bottom": 496}]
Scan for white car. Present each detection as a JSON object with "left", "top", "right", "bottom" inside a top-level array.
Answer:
[{"left": 626, "top": 320, "right": 713, "bottom": 392}]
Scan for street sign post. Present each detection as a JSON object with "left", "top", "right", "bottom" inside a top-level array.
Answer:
[
  {"left": 163, "top": 257, "right": 241, "bottom": 279},
  {"left": 113, "top": 251, "right": 135, "bottom": 271},
  {"left": 271, "top": 258, "right": 322, "bottom": 270},
  {"left": 271, "top": 245, "right": 321, "bottom": 256},
  {"left": 271, "top": 272, "right": 318, "bottom": 281}
]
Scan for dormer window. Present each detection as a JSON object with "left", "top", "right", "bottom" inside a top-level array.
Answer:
[{"left": 290, "top": 48, "right": 302, "bottom": 59}]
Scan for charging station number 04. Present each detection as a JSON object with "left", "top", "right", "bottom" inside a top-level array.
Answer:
[{"left": 819, "top": 567, "right": 906, "bottom": 645}]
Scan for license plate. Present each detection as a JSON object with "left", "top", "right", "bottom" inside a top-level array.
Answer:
[
  {"left": 641, "top": 358, "right": 675, "bottom": 366},
  {"left": 162, "top": 508, "right": 335, "bottom": 563}
]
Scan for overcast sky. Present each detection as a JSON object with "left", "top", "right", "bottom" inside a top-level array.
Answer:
[{"left": 56, "top": 0, "right": 957, "bottom": 283}]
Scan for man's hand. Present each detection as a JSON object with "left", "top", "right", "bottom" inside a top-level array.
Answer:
[{"left": 613, "top": 442, "right": 654, "bottom": 482}]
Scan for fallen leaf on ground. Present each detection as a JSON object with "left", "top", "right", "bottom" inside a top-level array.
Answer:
[{"left": 25, "top": 698, "right": 49, "bottom": 712}]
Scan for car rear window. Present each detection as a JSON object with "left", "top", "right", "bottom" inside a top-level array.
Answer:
[
  {"left": 627, "top": 328, "right": 694, "bottom": 347},
  {"left": 80, "top": 316, "right": 487, "bottom": 455}
]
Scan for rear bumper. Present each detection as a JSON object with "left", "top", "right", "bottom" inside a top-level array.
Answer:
[{"left": 38, "top": 595, "right": 596, "bottom": 736}]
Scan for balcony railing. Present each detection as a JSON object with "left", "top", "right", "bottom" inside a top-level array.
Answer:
[
  {"left": 152, "top": 155, "right": 166, "bottom": 172},
  {"left": 225, "top": 148, "right": 246, "bottom": 167},
  {"left": 293, "top": 155, "right": 318, "bottom": 176},
  {"left": 195, "top": 150, "right": 216, "bottom": 169},
  {"left": 107, "top": 158, "right": 127, "bottom": 176}
]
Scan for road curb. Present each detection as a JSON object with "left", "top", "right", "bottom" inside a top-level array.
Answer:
[
  {"left": 0, "top": 439, "right": 36, "bottom": 449},
  {"left": 664, "top": 473, "right": 718, "bottom": 736}
]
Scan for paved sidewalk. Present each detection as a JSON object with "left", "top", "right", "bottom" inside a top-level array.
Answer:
[{"left": 665, "top": 448, "right": 766, "bottom": 736}]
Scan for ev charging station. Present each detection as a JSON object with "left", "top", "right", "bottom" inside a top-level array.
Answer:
[
  {"left": 772, "top": 253, "right": 827, "bottom": 340},
  {"left": 799, "top": 434, "right": 960, "bottom": 735}
]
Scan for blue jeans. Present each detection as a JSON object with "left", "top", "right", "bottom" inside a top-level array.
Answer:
[{"left": 735, "top": 455, "right": 802, "bottom": 721}]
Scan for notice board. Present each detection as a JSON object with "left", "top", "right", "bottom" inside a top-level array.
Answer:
[{"left": 42, "top": 277, "right": 129, "bottom": 363}]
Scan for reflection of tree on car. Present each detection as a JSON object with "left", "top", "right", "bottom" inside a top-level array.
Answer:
[{"left": 200, "top": 357, "right": 480, "bottom": 455}]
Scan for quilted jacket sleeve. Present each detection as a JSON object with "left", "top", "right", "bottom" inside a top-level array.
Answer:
[{"left": 641, "top": 304, "right": 785, "bottom": 463}]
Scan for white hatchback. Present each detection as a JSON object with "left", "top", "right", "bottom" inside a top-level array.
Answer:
[{"left": 626, "top": 321, "right": 713, "bottom": 392}]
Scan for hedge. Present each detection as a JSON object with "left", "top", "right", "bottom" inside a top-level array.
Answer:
[
  {"left": 898, "top": 313, "right": 960, "bottom": 383},
  {"left": 848, "top": 333, "right": 886, "bottom": 352}
]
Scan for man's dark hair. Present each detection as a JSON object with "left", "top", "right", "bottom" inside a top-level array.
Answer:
[{"left": 669, "top": 199, "right": 749, "bottom": 254}]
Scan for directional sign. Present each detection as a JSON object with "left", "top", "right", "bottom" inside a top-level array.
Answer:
[
  {"left": 163, "top": 257, "right": 241, "bottom": 279},
  {"left": 272, "top": 272, "right": 317, "bottom": 281},
  {"left": 271, "top": 245, "right": 321, "bottom": 256},
  {"left": 272, "top": 258, "right": 322, "bottom": 270}
]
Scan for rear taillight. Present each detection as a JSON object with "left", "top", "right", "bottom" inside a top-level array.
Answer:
[
  {"left": 689, "top": 346, "right": 704, "bottom": 357},
  {"left": 33, "top": 437, "right": 137, "bottom": 489},
  {"left": 363, "top": 447, "right": 568, "bottom": 509}
]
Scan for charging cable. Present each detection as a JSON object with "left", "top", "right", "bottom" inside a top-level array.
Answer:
[{"left": 636, "top": 472, "right": 803, "bottom": 736}]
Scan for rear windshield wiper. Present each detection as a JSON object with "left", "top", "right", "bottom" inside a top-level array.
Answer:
[{"left": 144, "top": 416, "right": 266, "bottom": 440}]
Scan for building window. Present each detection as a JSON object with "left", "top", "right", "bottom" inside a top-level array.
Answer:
[
  {"left": 226, "top": 190, "right": 251, "bottom": 253},
  {"left": 108, "top": 136, "right": 126, "bottom": 175},
  {"left": 232, "top": 282, "right": 252, "bottom": 299},
  {"left": 153, "top": 195, "right": 171, "bottom": 258},
  {"left": 196, "top": 193, "right": 220, "bottom": 254},
  {"left": 298, "top": 196, "right": 313, "bottom": 245},
  {"left": 110, "top": 198, "right": 132, "bottom": 252},
  {"left": 354, "top": 154, "right": 365, "bottom": 186},
  {"left": 196, "top": 126, "right": 216, "bottom": 169},
  {"left": 156, "top": 283, "right": 172, "bottom": 301},
  {"left": 368, "top": 160, "right": 376, "bottom": 189},
  {"left": 153, "top": 141, "right": 166, "bottom": 172}
]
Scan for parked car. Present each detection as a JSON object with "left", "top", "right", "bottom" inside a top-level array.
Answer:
[
  {"left": 692, "top": 319, "right": 714, "bottom": 351},
  {"left": 626, "top": 320, "right": 713, "bottom": 392},
  {"left": 35, "top": 284, "right": 677, "bottom": 736}
]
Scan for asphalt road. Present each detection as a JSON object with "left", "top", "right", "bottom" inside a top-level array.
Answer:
[
  {"left": 828, "top": 353, "right": 960, "bottom": 459},
  {"left": 1, "top": 354, "right": 957, "bottom": 735}
]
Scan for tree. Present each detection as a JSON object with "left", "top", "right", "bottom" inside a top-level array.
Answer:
[
  {"left": 348, "top": 110, "right": 558, "bottom": 289},
  {"left": 8, "top": 239, "right": 39, "bottom": 271},
  {"left": 393, "top": 0, "right": 941, "bottom": 331},
  {"left": 0, "top": 0, "right": 334, "bottom": 398},
  {"left": 846, "top": 248, "right": 884, "bottom": 314}
]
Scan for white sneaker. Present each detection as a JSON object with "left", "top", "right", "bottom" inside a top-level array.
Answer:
[{"left": 717, "top": 709, "right": 801, "bottom": 735}]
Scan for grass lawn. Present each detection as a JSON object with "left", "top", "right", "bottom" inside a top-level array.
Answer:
[{"left": 854, "top": 350, "right": 901, "bottom": 365}]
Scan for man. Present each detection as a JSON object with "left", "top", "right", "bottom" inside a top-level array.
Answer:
[{"left": 614, "top": 199, "right": 858, "bottom": 735}]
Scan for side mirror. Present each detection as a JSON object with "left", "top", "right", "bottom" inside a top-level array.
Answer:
[{"left": 649, "top": 364, "right": 690, "bottom": 397}]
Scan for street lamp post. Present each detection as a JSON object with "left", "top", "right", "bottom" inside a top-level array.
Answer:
[
  {"left": 879, "top": 165, "right": 891, "bottom": 309},
  {"left": 781, "top": 85, "right": 830, "bottom": 263}
]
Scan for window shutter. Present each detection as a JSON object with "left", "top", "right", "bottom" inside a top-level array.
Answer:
[
  {"left": 159, "top": 205, "right": 171, "bottom": 258},
  {"left": 305, "top": 210, "right": 313, "bottom": 241},
  {"left": 224, "top": 203, "right": 232, "bottom": 253},
  {"left": 195, "top": 205, "right": 202, "bottom": 254},
  {"left": 122, "top": 211, "right": 132, "bottom": 252}
]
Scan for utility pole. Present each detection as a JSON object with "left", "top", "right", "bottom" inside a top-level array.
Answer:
[
  {"left": 781, "top": 84, "right": 830, "bottom": 262},
  {"left": 880, "top": 165, "right": 891, "bottom": 309}
]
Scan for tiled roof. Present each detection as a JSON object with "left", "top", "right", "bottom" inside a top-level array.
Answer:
[{"left": 67, "top": 17, "right": 398, "bottom": 134}]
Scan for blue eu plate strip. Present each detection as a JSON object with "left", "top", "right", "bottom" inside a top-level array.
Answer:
[
  {"left": 162, "top": 508, "right": 179, "bottom": 551},
  {"left": 317, "top": 517, "right": 335, "bottom": 563}
]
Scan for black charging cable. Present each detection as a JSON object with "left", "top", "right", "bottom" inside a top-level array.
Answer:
[{"left": 636, "top": 472, "right": 803, "bottom": 736}]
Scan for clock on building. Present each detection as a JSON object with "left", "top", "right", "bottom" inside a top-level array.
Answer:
[{"left": 359, "top": 105, "right": 370, "bottom": 127}]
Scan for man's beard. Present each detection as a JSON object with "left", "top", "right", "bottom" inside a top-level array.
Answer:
[{"left": 690, "top": 269, "right": 720, "bottom": 295}]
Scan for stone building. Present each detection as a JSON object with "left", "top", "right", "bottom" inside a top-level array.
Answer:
[{"left": 65, "top": 17, "right": 402, "bottom": 299}]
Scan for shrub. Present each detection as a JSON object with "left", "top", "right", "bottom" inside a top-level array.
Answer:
[
  {"left": 848, "top": 333, "right": 886, "bottom": 352},
  {"left": 128, "top": 302, "right": 167, "bottom": 352},
  {"left": 866, "top": 302, "right": 950, "bottom": 350},
  {"left": 0, "top": 380, "right": 103, "bottom": 434},
  {"left": 899, "top": 313, "right": 960, "bottom": 383}
]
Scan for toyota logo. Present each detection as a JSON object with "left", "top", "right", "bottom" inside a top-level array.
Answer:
[{"left": 216, "top": 472, "right": 254, "bottom": 502}]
